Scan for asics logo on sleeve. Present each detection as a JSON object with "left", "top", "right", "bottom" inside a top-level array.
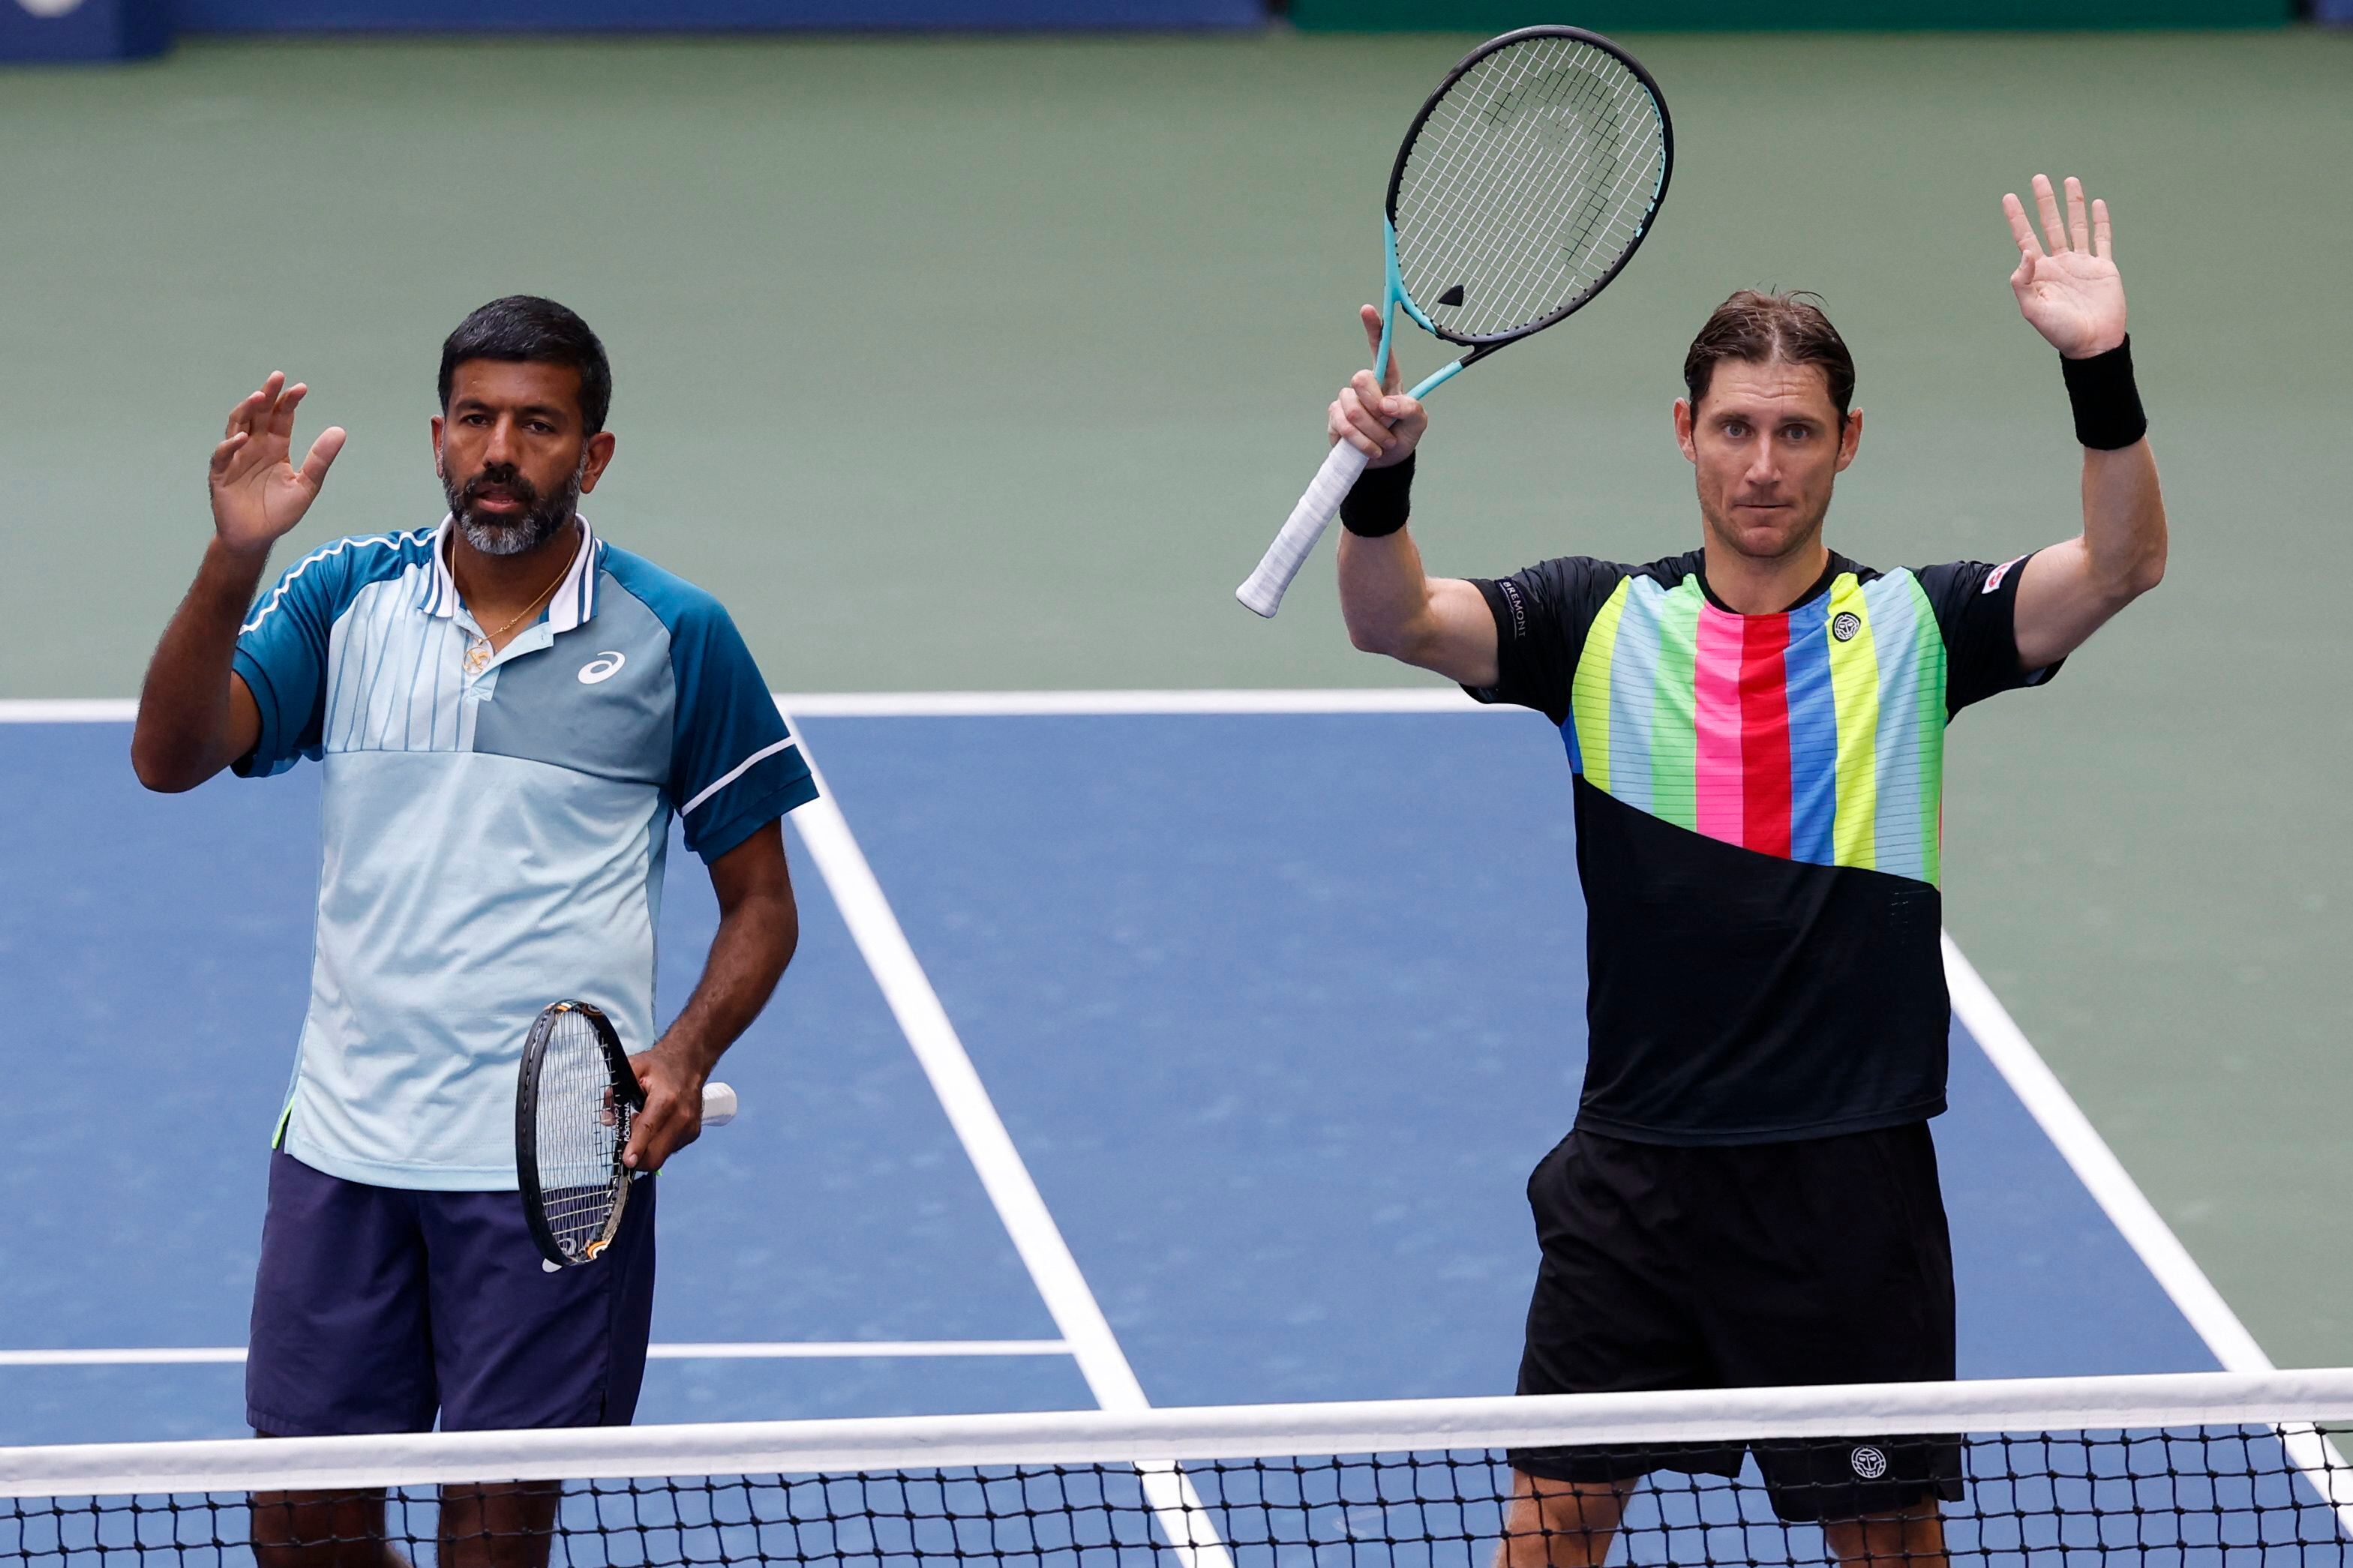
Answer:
[{"left": 578, "top": 652, "right": 627, "bottom": 685}]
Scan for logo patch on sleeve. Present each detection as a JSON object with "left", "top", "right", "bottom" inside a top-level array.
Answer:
[
  {"left": 1983, "top": 554, "right": 2027, "bottom": 595},
  {"left": 1496, "top": 578, "right": 1529, "bottom": 641}
]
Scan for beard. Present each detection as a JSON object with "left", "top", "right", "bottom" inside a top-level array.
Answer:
[
  {"left": 444, "top": 458, "right": 584, "bottom": 558},
  {"left": 1700, "top": 489, "right": 1833, "bottom": 563}
]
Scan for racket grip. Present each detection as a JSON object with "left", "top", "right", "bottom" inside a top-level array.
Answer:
[
  {"left": 1235, "top": 440, "right": 1375, "bottom": 618},
  {"left": 701, "top": 1081, "right": 738, "bottom": 1129}
]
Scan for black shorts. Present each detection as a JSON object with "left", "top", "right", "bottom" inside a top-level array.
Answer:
[{"left": 1511, "top": 1122, "right": 1964, "bottom": 1523}]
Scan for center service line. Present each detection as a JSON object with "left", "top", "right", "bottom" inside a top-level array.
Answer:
[{"left": 782, "top": 718, "right": 1233, "bottom": 1568}]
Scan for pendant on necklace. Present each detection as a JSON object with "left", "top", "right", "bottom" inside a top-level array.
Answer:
[{"left": 464, "top": 636, "right": 492, "bottom": 676}]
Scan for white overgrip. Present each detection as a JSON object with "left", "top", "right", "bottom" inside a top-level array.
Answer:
[
  {"left": 701, "top": 1081, "right": 738, "bottom": 1128},
  {"left": 1234, "top": 439, "right": 1374, "bottom": 618}
]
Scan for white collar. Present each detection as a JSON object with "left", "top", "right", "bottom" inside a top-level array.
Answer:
[{"left": 417, "top": 513, "right": 602, "bottom": 631}]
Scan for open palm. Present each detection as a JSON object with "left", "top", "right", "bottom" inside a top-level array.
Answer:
[
  {"left": 209, "top": 372, "right": 346, "bottom": 554},
  {"left": 2004, "top": 173, "right": 2127, "bottom": 360}
]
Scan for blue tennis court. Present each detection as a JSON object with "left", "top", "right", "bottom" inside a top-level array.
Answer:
[{"left": 0, "top": 699, "right": 2233, "bottom": 1450}]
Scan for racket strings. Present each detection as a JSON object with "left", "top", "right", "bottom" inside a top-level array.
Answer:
[
  {"left": 1415, "top": 52, "right": 1635, "bottom": 274},
  {"left": 1409, "top": 52, "right": 1653, "bottom": 331},
  {"left": 1406, "top": 46, "right": 1654, "bottom": 328},
  {"left": 1395, "top": 37, "right": 1666, "bottom": 339},
  {"left": 533, "top": 1009, "right": 629, "bottom": 1261}
]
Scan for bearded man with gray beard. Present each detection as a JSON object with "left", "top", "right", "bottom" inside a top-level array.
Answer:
[{"left": 132, "top": 297, "right": 814, "bottom": 1568}]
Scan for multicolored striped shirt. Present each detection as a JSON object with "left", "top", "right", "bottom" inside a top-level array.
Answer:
[{"left": 1469, "top": 548, "right": 2055, "bottom": 1146}]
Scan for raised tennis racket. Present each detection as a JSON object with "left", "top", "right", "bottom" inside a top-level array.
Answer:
[
  {"left": 1235, "top": 26, "right": 1673, "bottom": 618},
  {"left": 515, "top": 1000, "right": 739, "bottom": 1270}
]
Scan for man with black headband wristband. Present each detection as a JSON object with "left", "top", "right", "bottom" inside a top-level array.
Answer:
[{"left": 1314, "top": 172, "right": 2165, "bottom": 1568}]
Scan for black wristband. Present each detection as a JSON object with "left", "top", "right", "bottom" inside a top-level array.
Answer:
[
  {"left": 2060, "top": 337, "right": 2147, "bottom": 451},
  {"left": 1340, "top": 451, "right": 1415, "bottom": 538}
]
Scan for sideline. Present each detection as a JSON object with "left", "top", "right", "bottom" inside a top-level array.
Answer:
[
  {"left": 785, "top": 727, "right": 1233, "bottom": 1568},
  {"left": 1944, "top": 934, "right": 2353, "bottom": 1531},
  {"left": 0, "top": 1342, "right": 1072, "bottom": 1368}
]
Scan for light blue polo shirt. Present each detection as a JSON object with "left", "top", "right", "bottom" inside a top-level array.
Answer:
[{"left": 231, "top": 516, "right": 817, "bottom": 1191}]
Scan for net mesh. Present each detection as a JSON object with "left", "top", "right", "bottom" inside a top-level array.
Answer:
[
  {"left": 530, "top": 1006, "right": 630, "bottom": 1264},
  {"left": 7, "top": 1378, "right": 2351, "bottom": 1567},
  {"left": 1393, "top": 35, "right": 1667, "bottom": 342}
]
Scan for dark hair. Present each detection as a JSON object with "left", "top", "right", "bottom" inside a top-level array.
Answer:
[
  {"left": 437, "top": 295, "right": 612, "bottom": 433},
  {"left": 1682, "top": 290, "right": 1855, "bottom": 421}
]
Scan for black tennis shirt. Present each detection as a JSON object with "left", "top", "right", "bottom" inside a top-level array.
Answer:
[{"left": 1464, "top": 547, "right": 2057, "bottom": 1144}]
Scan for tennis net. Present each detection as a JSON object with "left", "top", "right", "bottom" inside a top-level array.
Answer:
[{"left": 5, "top": 1369, "right": 2352, "bottom": 1567}]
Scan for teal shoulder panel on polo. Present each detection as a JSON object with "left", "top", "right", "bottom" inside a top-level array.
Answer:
[
  {"left": 470, "top": 580, "right": 677, "bottom": 788},
  {"left": 232, "top": 528, "right": 443, "bottom": 777},
  {"left": 600, "top": 544, "right": 817, "bottom": 862},
  {"left": 227, "top": 517, "right": 816, "bottom": 1191}
]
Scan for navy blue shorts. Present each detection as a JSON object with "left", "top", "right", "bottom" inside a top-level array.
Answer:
[{"left": 246, "top": 1150, "right": 656, "bottom": 1436}]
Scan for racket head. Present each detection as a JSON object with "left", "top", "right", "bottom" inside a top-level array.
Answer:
[
  {"left": 515, "top": 1000, "right": 643, "bottom": 1270},
  {"left": 1384, "top": 25, "right": 1673, "bottom": 349}
]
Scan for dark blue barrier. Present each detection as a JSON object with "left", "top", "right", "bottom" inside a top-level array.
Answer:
[
  {"left": 0, "top": 0, "right": 170, "bottom": 58},
  {"left": 1291, "top": 0, "right": 2284, "bottom": 22},
  {"left": 173, "top": 0, "right": 1260, "bottom": 26}
]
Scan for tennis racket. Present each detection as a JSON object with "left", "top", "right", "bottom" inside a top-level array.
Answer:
[
  {"left": 515, "top": 1000, "right": 739, "bottom": 1270},
  {"left": 1235, "top": 26, "right": 1673, "bottom": 618}
]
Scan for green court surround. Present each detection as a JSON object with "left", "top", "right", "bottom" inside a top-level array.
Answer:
[{"left": 3, "top": 28, "right": 2347, "bottom": 1369}]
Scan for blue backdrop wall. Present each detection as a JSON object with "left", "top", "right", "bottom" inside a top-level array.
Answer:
[{"left": 173, "top": 0, "right": 1262, "bottom": 26}]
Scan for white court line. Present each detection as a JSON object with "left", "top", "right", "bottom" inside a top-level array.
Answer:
[
  {"left": 1943, "top": 936, "right": 2266, "bottom": 1371},
  {"left": 0, "top": 1342, "right": 1071, "bottom": 1369},
  {"left": 0, "top": 699, "right": 137, "bottom": 723},
  {"left": 782, "top": 727, "right": 1233, "bottom": 1568},
  {"left": 776, "top": 688, "right": 1491, "bottom": 717},
  {"left": 1944, "top": 934, "right": 2353, "bottom": 1533},
  {"left": 644, "top": 1341, "right": 1070, "bottom": 1361},
  {"left": 0, "top": 1350, "right": 248, "bottom": 1367},
  {"left": 0, "top": 691, "right": 1493, "bottom": 726},
  {"left": 12, "top": 695, "right": 2323, "bottom": 1531}
]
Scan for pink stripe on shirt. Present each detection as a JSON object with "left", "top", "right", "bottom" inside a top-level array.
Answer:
[{"left": 1693, "top": 604, "right": 1745, "bottom": 847}]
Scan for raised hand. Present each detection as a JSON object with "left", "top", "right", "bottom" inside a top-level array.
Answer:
[
  {"left": 209, "top": 372, "right": 347, "bottom": 555},
  {"left": 1329, "top": 304, "right": 1428, "bottom": 469},
  {"left": 2003, "top": 174, "right": 2126, "bottom": 360}
]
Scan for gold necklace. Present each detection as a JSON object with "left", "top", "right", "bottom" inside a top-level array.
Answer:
[{"left": 462, "top": 558, "right": 573, "bottom": 676}]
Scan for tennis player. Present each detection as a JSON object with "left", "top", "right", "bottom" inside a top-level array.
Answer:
[
  {"left": 1324, "top": 177, "right": 2164, "bottom": 1564},
  {"left": 131, "top": 297, "right": 814, "bottom": 1568}
]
